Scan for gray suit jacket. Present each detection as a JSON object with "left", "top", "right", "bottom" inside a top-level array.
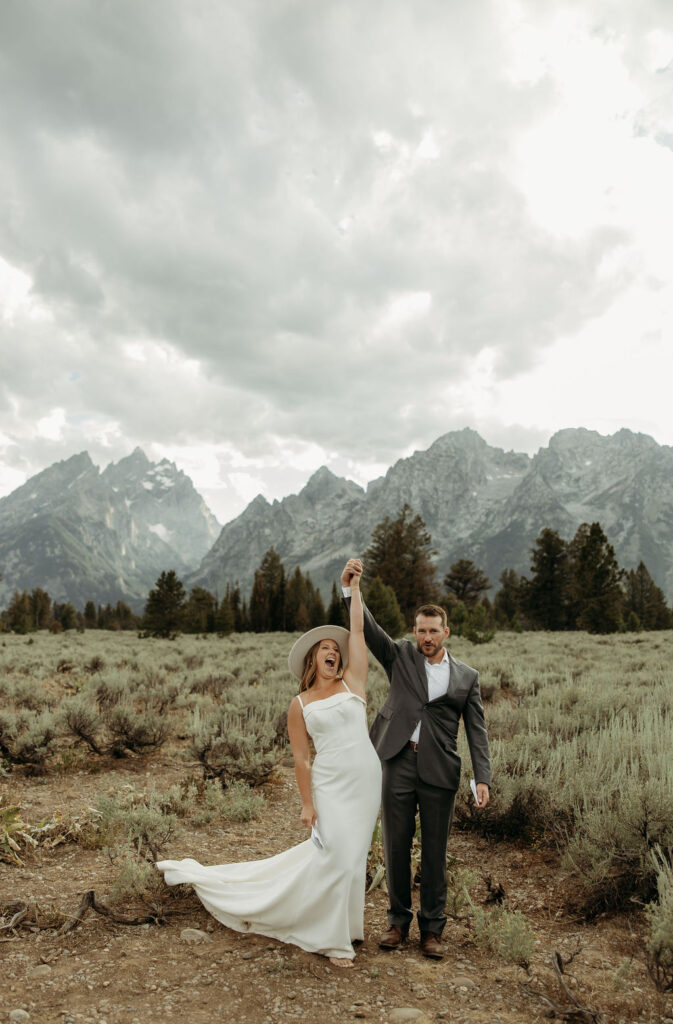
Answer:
[{"left": 347, "top": 597, "right": 491, "bottom": 791}]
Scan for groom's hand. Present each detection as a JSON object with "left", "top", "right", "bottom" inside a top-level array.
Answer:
[{"left": 476, "top": 783, "right": 490, "bottom": 810}]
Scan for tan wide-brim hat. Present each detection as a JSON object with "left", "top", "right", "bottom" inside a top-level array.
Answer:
[{"left": 288, "top": 625, "right": 350, "bottom": 680}]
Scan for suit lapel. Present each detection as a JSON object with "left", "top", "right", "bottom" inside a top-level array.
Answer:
[{"left": 410, "top": 644, "right": 429, "bottom": 701}]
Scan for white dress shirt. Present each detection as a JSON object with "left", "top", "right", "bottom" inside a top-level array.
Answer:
[{"left": 410, "top": 648, "right": 450, "bottom": 743}]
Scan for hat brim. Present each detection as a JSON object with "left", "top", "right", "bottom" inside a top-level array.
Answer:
[{"left": 288, "top": 625, "right": 350, "bottom": 681}]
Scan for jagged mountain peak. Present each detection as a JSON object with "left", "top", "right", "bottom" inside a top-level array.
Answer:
[
  {"left": 300, "top": 466, "right": 364, "bottom": 501},
  {"left": 0, "top": 451, "right": 98, "bottom": 515},
  {"left": 41, "top": 450, "right": 96, "bottom": 481},
  {"left": 548, "top": 426, "right": 658, "bottom": 454},
  {"left": 248, "top": 493, "right": 270, "bottom": 511},
  {"left": 103, "top": 448, "right": 150, "bottom": 481},
  {"left": 128, "top": 445, "right": 151, "bottom": 462},
  {"left": 427, "top": 427, "right": 489, "bottom": 454}
]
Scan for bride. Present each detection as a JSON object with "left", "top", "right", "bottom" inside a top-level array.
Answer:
[{"left": 156, "top": 558, "right": 381, "bottom": 967}]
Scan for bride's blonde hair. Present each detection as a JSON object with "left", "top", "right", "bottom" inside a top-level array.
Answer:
[{"left": 299, "top": 641, "right": 343, "bottom": 693}]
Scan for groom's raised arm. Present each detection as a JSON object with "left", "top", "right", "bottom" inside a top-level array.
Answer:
[{"left": 341, "top": 559, "right": 398, "bottom": 675}]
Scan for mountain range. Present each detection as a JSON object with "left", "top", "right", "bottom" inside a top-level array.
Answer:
[
  {"left": 1, "top": 427, "right": 673, "bottom": 612},
  {"left": 0, "top": 448, "right": 220, "bottom": 611},
  {"left": 188, "top": 426, "right": 673, "bottom": 602}
]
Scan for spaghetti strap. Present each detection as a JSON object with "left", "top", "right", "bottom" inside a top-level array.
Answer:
[
  {"left": 341, "top": 679, "right": 352, "bottom": 695},
  {"left": 296, "top": 693, "right": 304, "bottom": 709}
]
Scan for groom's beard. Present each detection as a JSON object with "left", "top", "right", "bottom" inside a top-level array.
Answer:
[{"left": 417, "top": 639, "right": 443, "bottom": 660}]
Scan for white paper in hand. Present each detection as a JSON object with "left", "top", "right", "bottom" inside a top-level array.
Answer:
[
  {"left": 311, "top": 822, "right": 326, "bottom": 849},
  {"left": 470, "top": 778, "right": 480, "bottom": 806}
]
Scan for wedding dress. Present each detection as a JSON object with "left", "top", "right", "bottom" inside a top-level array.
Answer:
[{"left": 156, "top": 680, "right": 382, "bottom": 959}]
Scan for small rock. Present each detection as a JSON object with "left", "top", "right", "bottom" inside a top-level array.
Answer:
[
  {"left": 451, "top": 975, "right": 477, "bottom": 989},
  {"left": 9, "top": 1012, "right": 31, "bottom": 1023},
  {"left": 180, "top": 928, "right": 213, "bottom": 943},
  {"left": 389, "top": 1011, "right": 432, "bottom": 1024},
  {"left": 27, "top": 965, "right": 52, "bottom": 979},
  {"left": 242, "top": 952, "right": 253, "bottom": 960}
]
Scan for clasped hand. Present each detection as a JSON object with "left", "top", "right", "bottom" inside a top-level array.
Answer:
[{"left": 341, "top": 558, "right": 363, "bottom": 588}]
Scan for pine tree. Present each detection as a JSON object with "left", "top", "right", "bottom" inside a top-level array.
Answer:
[
  {"left": 97, "top": 603, "right": 114, "bottom": 629},
  {"left": 83, "top": 600, "right": 97, "bottom": 629},
  {"left": 363, "top": 577, "right": 406, "bottom": 637},
  {"left": 30, "top": 588, "right": 51, "bottom": 629},
  {"left": 623, "top": 561, "right": 672, "bottom": 630},
  {"left": 326, "top": 581, "right": 347, "bottom": 628},
  {"left": 144, "top": 570, "right": 186, "bottom": 637},
  {"left": 364, "top": 503, "right": 438, "bottom": 625},
  {"left": 228, "top": 583, "right": 246, "bottom": 631},
  {"left": 216, "top": 590, "right": 235, "bottom": 635},
  {"left": 524, "top": 528, "right": 571, "bottom": 630},
  {"left": 443, "top": 559, "right": 491, "bottom": 607},
  {"left": 59, "top": 603, "right": 79, "bottom": 631},
  {"left": 114, "top": 601, "right": 136, "bottom": 630},
  {"left": 249, "top": 548, "right": 286, "bottom": 631},
  {"left": 4, "top": 590, "right": 33, "bottom": 633},
  {"left": 493, "top": 569, "right": 523, "bottom": 627},
  {"left": 568, "top": 522, "right": 624, "bottom": 633},
  {"left": 309, "top": 587, "right": 326, "bottom": 628},
  {"left": 248, "top": 571, "right": 269, "bottom": 632},
  {"left": 285, "top": 567, "right": 305, "bottom": 631},
  {"left": 184, "top": 586, "right": 218, "bottom": 633}
]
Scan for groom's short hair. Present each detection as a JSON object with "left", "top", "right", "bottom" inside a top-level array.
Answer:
[{"left": 414, "top": 604, "right": 448, "bottom": 628}]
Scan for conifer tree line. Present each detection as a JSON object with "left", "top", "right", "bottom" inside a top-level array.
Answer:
[{"left": 1, "top": 505, "right": 671, "bottom": 636}]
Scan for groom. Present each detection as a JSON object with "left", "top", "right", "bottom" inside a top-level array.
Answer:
[{"left": 341, "top": 558, "right": 491, "bottom": 960}]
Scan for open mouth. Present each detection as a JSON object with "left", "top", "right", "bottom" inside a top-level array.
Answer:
[{"left": 325, "top": 655, "right": 337, "bottom": 667}]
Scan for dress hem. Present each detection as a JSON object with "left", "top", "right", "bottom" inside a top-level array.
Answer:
[{"left": 197, "top": 895, "right": 356, "bottom": 959}]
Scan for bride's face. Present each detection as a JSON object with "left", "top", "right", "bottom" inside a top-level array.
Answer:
[{"left": 315, "top": 639, "right": 341, "bottom": 678}]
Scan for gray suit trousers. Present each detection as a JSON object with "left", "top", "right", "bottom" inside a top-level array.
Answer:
[{"left": 382, "top": 745, "right": 456, "bottom": 935}]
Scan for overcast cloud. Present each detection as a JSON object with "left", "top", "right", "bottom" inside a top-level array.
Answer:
[{"left": 1, "top": 0, "right": 673, "bottom": 522}]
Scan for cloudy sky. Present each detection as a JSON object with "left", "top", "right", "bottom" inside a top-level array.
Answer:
[{"left": 1, "top": 0, "right": 672, "bottom": 525}]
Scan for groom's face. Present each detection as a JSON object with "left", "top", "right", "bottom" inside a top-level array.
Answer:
[{"left": 414, "top": 614, "right": 450, "bottom": 662}]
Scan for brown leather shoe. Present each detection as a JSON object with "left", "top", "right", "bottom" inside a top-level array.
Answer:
[
  {"left": 378, "top": 924, "right": 408, "bottom": 950},
  {"left": 420, "top": 932, "right": 444, "bottom": 960}
]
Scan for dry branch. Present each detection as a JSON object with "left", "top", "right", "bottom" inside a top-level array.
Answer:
[
  {"left": 59, "top": 889, "right": 158, "bottom": 934},
  {"left": 522, "top": 951, "right": 607, "bottom": 1024},
  {"left": 0, "top": 900, "right": 30, "bottom": 931}
]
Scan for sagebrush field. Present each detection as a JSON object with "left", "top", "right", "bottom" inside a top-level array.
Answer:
[{"left": 1, "top": 629, "right": 672, "bottom": 1024}]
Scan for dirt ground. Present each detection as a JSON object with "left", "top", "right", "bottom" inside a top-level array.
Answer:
[{"left": 2, "top": 759, "right": 672, "bottom": 1024}]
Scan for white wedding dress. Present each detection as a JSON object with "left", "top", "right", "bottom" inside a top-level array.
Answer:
[{"left": 156, "top": 681, "right": 382, "bottom": 959}]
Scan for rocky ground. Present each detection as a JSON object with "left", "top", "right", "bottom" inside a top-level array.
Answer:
[{"left": 2, "top": 760, "right": 672, "bottom": 1024}]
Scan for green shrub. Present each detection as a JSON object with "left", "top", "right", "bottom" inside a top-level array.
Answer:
[
  {"left": 473, "top": 904, "right": 536, "bottom": 967},
  {"left": 445, "top": 863, "right": 479, "bottom": 919},
  {"left": 96, "top": 787, "right": 181, "bottom": 859},
  {"left": 106, "top": 705, "right": 170, "bottom": 755},
  {"left": 204, "top": 779, "right": 266, "bottom": 822},
  {"left": 60, "top": 696, "right": 104, "bottom": 754},
  {"left": 0, "top": 710, "right": 58, "bottom": 769},
  {"left": 188, "top": 707, "right": 283, "bottom": 787},
  {"left": 564, "top": 775, "right": 673, "bottom": 915},
  {"left": 646, "top": 848, "right": 673, "bottom": 992}
]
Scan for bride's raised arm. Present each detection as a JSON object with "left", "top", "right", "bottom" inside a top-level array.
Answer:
[{"left": 343, "top": 559, "right": 367, "bottom": 698}]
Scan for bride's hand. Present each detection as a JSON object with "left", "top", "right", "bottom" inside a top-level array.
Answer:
[
  {"left": 342, "top": 558, "right": 363, "bottom": 588},
  {"left": 301, "top": 802, "right": 317, "bottom": 829}
]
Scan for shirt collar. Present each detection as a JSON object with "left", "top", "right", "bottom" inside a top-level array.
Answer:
[{"left": 427, "top": 648, "right": 450, "bottom": 667}]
